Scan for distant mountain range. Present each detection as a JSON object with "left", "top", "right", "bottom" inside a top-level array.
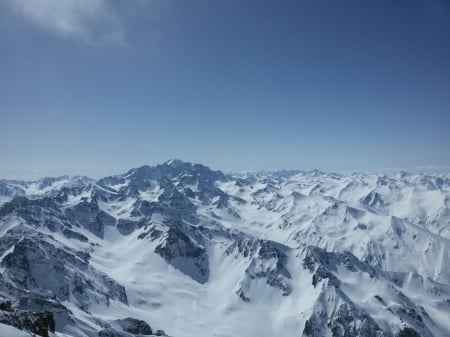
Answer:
[{"left": 0, "top": 160, "right": 449, "bottom": 337}]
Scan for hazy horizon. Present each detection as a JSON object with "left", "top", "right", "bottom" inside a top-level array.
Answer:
[{"left": 1, "top": 158, "right": 450, "bottom": 181}]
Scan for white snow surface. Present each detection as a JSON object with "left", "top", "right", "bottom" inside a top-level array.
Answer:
[
  {"left": 0, "top": 323, "right": 35, "bottom": 337},
  {"left": 0, "top": 165, "right": 449, "bottom": 337}
]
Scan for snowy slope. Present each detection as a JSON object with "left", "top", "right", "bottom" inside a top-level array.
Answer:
[
  {"left": 0, "top": 160, "right": 449, "bottom": 337},
  {"left": 0, "top": 323, "right": 36, "bottom": 337}
]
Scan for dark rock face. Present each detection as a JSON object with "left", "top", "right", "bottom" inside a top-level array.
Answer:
[
  {"left": 246, "top": 240, "right": 292, "bottom": 296},
  {"left": 115, "top": 317, "right": 152, "bottom": 335},
  {"left": 125, "top": 160, "right": 225, "bottom": 185},
  {"left": 132, "top": 200, "right": 165, "bottom": 218},
  {"left": 138, "top": 225, "right": 164, "bottom": 241},
  {"left": 0, "top": 180, "right": 26, "bottom": 199},
  {"left": 117, "top": 219, "right": 138, "bottom": 236},
  {"left": 298, "top": 244, "right": 443, "bottom": 337},
  {"left": 302, "top": 287, "right": 387, "bottom": 337},
  {"left": 302, "top": 318, "right": 316, "bottom": 337},
  {"left": 16, "top": 292, "right": 74, "bottom": 330},
  {"left": 0, "top": 196, "right": 58, "bottom": 217},
  {"left": 65, "top": 200, "right": 116, "bottom": 238},
  {"left": 157, "top": 179, "right": 195, "bottom": 212},
  {"left": 361, "top": 191, "right": 385, "bottom": 208},
  {"left": 154, "top": 225, "right": 209, "bottom": 283},
  {"left": 302, "top": 246, "right": 373, "bottom": 288},
  {"left": 228, "top": 238, "right": 292, "bottom": 299},
  {"left": 98, "top": 317, "right": 164, "bottom": 337},
  {"left": 235, "top": 288, "right": 250, "bottom": 303},
  {"left": 329, "top": 302, "right": 384, "bottom": 337},
  {"left": 97, "top": 160, "right": 228, "bottom": 228},
  {"left": 0, "top": 232, "right": 128, "bottom": 309},
  {"left": 63, "top": 228, "right": 89, "bottom": 242},
  {"left": 98, "top": 328, "right": 133, "bottom": 337},
  {"left": 126, "top": 182, "right": 199, "bottom": 225},
  {"left": 0, "top": 307, "right": 55, "bottom": 337},
  {"left": 225, "top": 237, "right": 260, "bottom": 258},
  {"left": 0, "top": 300, "right": 13, "bottom": 312},
  {"left": 0, "top": 197, "right": 73, "bottom": 235},
  {"left": 396, "top": 327, "right": 421, "bottom": 337}
]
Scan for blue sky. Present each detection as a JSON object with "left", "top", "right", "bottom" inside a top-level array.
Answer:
[{"left": 1, "top": 0, "right": 449, "bottom": 178}]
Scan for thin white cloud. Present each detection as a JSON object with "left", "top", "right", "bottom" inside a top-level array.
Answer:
[{"left": 8, "top": 0, "right": 125, "bottom": 44}]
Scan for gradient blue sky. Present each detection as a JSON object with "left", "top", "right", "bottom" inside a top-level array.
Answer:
[{"left": 1, "top": 0, "right": 449, "bottom": 178}]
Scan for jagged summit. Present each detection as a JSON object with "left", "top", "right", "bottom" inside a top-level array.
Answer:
[
  {"left": 0, "top": 162, "right": 449, "bottom": 337},
  {"left": 163, "top": 158, "right": 187, "bottom": 167},
  {"left": 106, "top": 159, "right": 225, "bottom": 182}
]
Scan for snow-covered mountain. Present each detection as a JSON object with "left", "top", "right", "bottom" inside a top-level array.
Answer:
[{"left": 0, "top": 160, "right": 449, "bottom": 337}]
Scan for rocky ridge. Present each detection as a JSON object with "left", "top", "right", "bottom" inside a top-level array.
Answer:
[{"left": 0, "top": 160, "right": 448, "bottom": 337}]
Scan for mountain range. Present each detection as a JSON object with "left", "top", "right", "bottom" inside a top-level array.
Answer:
[{"left": 0, "top": 159, "right": 449, "bottom": 337}]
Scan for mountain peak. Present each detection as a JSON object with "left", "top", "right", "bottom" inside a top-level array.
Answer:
[
  {"left": 122, "top": 160, "right": 224, "bottom": 182},
  {"left": 1, "top": 162, "right": 448, "bottom": 337},
  {"left": 163, "top": 159, "right": 188, "bottom": 167}
]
